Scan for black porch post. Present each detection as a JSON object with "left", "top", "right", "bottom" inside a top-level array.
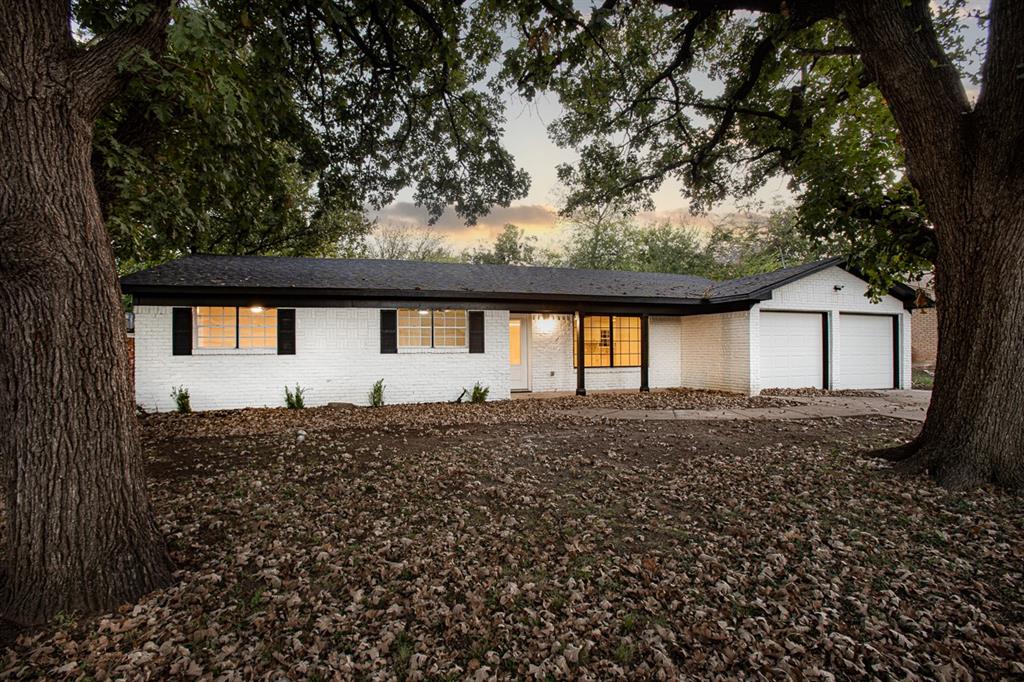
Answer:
[
  {"left": 576, "top": 311, "right": 586, "bottom": 396},
  {"left": 640, "top": 313, "right": 650, "bottom": 392}
]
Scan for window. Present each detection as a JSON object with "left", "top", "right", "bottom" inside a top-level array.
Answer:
[
  {"left": 573, "top": 315, "right": 642, "bottom": 367},
  {"left": 433, "top": 309, "right": 467, "bottom": 347},
  {"left": 398, "top": 309, "right": 433, "bottom": 348},
  {"left": 195, "top": 306, "right": 237, "bottom": 349},
  {"left": 238, "top": 306, "right": 277, "bottom": 349},
  {"left": 397, "top": 309, "right": 467, "bottom": 349},
  {"left": 195, "top": 306, "right": 277, "bottom": 350},
  {"left": 613, "top": 316, "right": 641, "bottom": 367}
]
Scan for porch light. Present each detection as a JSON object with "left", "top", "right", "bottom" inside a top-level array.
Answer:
[
  {"left": 250, "top": 306, "right": 265, "bottom": 313},
  {"left": 535, "top": 314, "right": 557, "bottom": 334},
  {"left": 419, "top": 309, "right": 430, "bottom": 315}
]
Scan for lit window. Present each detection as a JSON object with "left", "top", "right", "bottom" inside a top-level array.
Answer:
[
  {"left": 195, "top": 306, "right": 277, "bottom": 350},
  {"left": 433, "top": 309, "right": 467, "bottom": 348},
  {"left": 238, "top": 307, "right": 277, "bottom": 349},
  {"left": 398, "top": 309, "right": 433, "bottom": 348},
  {"left": 196, "top": 306, "right": 237, "bottom": 349},
  {"left": 397, "top": 309, "right": 468, "bottom": 349},
  {"left": 573, "top": 315, "right": 641, "bottom": 368},
  {"left": 613, "top": 316, "right": 641, "bottom": 367}
]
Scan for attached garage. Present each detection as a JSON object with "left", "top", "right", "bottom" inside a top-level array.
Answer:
[
  {"left": 760, "top": 311, "right": 825, "bottom": 389},
  {"left": 838, "top": 314, "right": 896, "bottom": 389}
]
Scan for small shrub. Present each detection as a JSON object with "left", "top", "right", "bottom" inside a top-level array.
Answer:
[
  {"left": 470, "top": 382, "right": 489, "bottom": 403},
  {"left": 284, "top": 383, "right": 306, "bottom": 409},
  {"left": 170, "top": 386, "right": 191, "bottom": 414},
  {"left": 369, "top": 378, "right": 385, "bottom": 407}
]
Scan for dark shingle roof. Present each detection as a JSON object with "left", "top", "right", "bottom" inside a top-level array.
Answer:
[
  {"left": 709, "top": 257, "right": 844, "bottom": 298},
  {"left": 121, "top": 253, "right": 914, "bottom": 307},
  {"left": 121, "top": 254, "right": 720, "bottom": 303}
]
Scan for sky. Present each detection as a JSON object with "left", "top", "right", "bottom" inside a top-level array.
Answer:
[{"left": 373, "top": 87, "right": 793, "bottom": 251}]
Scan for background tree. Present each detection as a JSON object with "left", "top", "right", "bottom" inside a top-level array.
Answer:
[
  {"left": 0, "top": 0, "right": 528, "bottom": 625},
  {"left": 706, "top": 208, "right": 830, "bottom": 278},
  {"left": 498, "top": 0, "right": 1022, "bottom": 491},
  {"left": 465, "top": 223, "right": 538, "bottom": 265},
  {"left": 363, "top": 223, "right": 457, "bottom": 262}
]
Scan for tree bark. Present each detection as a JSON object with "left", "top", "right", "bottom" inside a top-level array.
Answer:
[{"left": 0, "top": 3, "right": 174, "bottom": 625}]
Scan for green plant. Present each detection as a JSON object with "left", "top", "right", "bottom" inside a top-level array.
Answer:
[
  {"left": 470, "top": 382, "right": 489, "bottom": 403},
  {"left": 170, "top": 386, "right": 191, "bottom": 414},
  {"left": 369, "top": 379, "right": 385, "bottom": 407},
  {"left": 284, "top": 383, "right": 306, "bottom": 409}
]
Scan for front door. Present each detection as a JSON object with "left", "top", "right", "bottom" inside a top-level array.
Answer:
[{"left": 509, "top": 315, "right": 530, "bottom": 391}]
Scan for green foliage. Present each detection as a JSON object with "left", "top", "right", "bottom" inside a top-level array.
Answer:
[
  {"left": 465, "top": 224, "right": 537, "bottom": 265},
  {"left": 368, "top": 379, "right": 385, "bottom": 408},
  {"left": 75, "top": 1, "right": 530, "bottom": 272},
  {"left": 170, "top": 386, "right": 191, "bottom": 414},
  {"left": 284, "top": 384, "right": 306, "bottom": 409},
  {"left": 470, "top": 383, "right": 490, "bottom": 403},
  {"left": 552, "top": 207, "right": 822, "bottom": 280}
]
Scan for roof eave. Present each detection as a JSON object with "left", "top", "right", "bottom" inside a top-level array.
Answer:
[{"left": 120, "top": 282, "right": 747, "bottom": 309}]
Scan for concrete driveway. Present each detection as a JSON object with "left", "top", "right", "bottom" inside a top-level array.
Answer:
[{"left": 565, "top": 390, "right": 932, "bottom": 422}]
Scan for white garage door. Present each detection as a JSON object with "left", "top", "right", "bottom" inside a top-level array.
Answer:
[
  {"left": 838, "top": 314, "right": 894, "bottom": 389},
  {"left": 760, "top": 312, "right": 824, "bottom": 389}
]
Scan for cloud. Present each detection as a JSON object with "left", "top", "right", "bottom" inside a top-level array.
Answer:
[{"left": 371, "top": 202, "right": 561, "bottom": 247}]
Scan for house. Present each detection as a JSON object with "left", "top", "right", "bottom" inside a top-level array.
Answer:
[
  {"left": 910, "top": 273, "right": 938, "bottom": 368},
  {"left": 120, "top": 255, "right": 918, "bottom": 411}
]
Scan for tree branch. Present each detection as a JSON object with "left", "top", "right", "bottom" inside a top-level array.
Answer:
[
  {"left": 71, "top": 0, "right": 175, "bottom": 120},
  {"left": 658, "top": 0, "right": 836, "bottom": 21},
  {"left": 974, "top": 0, "right": 1024, "bottom": 159},
  {"left": 836, "top": 0, "right": 972, "bottom": 208}
]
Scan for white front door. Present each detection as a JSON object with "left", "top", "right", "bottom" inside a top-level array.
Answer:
[{"left": 509, "top": 315, "right": 530, "bottom": 391}]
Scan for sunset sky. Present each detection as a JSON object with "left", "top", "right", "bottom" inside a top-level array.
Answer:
[{"left": 373, "top": 78, "right": 793, "bottom": 250}]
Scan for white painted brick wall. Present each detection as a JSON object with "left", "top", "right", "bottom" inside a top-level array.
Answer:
[
  {"left": 134, "top": 306, "right": 510, "bottom": 411},
  {"left": 649, "top": 316, "right": 682, "bottom": 388},
  {"left": 679, "top": 310, "right": 754, "bottom": 394},
  {"left": 758, "top": 266, "right": 912, "bottom": 390}
]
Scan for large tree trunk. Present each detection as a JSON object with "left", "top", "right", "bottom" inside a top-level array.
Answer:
[
  {"left": 839, "top": 0, "right": 1024, "bottom": 491},
  {"left": 0, "top": 5, "right": 174, "bottom": 625},
  {"left": 903, "top": 205, "right": 1024, "bottom": 489}
]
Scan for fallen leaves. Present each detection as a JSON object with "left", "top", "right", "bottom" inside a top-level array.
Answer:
[{"left": 1, "top": 397, "right": 1022, "bottom": 680}]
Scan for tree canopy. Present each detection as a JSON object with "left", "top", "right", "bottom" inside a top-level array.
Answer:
[
  {"left": 493, "top": 0, "right": 984, "bottom": 285},
  {"left": 79, "top": 0, "right": 532, "bottom": 270}
]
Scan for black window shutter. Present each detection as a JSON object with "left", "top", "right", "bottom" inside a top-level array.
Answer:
[
  {"left": 277, "top": 309, "right": 296, "bottom": 355},
  {"left": 380, "top": 310, "right": 398, "bottom": 353},
  {"left": 172, "top": 307, "right": 192, "bottom": 356},
  {"left": 468, "top": 311, "right": 485, "bottom": 353}
]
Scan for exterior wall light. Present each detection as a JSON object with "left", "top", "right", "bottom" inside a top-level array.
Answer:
[{"left": 534, "top": 314, "right": 558, "bottom": 334}]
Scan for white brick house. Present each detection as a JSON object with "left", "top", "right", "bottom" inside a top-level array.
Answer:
[{"left": 121, "top": 255, "right": 916, "bottom": 411}]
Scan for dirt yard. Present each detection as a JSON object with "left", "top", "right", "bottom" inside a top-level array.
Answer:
[{"left": 3, "top": 391, "right": 1022, "bottom": 679}]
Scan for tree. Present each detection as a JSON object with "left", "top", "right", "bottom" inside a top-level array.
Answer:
[
  {"left": 499, "top": 1, "right": 1023, "bottom": 491},
  {"left": 93, "top": 4, "right": 373, "bottom": 270},
  {"left": 629, "top": 220, "right": 717, "bottom": 277},
  {"left": 557, "top": 206, "right": 635, "bottom": 270},
  {"left": 706, "top": 208, "right": 830, "bottom": 279},
  {"left": 0, "top": 0, "right": 527, "bottom": 624},
  {"left": 363, "top": 223, "right": 458, "bottom": 262},
  {"left": 466, "top": 223, "right": 538, "bottom": 265}
]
